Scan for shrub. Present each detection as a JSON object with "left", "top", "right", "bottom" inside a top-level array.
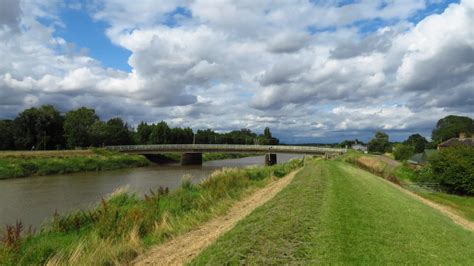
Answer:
[
  {"left": 428, "top": 146, "right": 474, "bottom": 195},
  {"left": 393, "top": 143, "right": 415, "bottom": 161}
]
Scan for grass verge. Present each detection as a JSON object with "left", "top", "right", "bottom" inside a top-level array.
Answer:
[
  {"left": 0, "top": 158, "right": 303, "bottom": 265},
  {"left": 191, "top": 160, "right": 474, "bottom": 264},
  {"left": 0, "top": 149, "right": 150, "bottom": 179},
  {"left": 341, "top": 151, "right": 474, "bottom": 222}
]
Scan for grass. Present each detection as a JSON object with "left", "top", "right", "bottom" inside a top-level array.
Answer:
[
  {"left": 0, "top": 158, "right": 303, "bottom": 265},
  {"left": 0, "top": 150, "right": 95, "bottom": 159},
  {"left": 0, "top": 149, "right": 150, "bottom": 179},
  {"left": 341, "top": 152, "right": 474, "bottom": 222},
  {"left": 191, "top": 160, "right": 474, "bottom": 264}
]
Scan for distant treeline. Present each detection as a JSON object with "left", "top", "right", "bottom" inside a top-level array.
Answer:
[{"left": 0, "top": 105, "right": 279, "bottom": 150}]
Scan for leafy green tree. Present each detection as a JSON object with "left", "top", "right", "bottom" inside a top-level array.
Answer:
[
  {"left": 149, "top": 121, "right": 171, "bottom": 144},
  {"left": 428, "top": 146, "right": 474, "bottom": 195},
  {"left": 393, "top": 143, "right": 415, "bottom": 161},
  {"left": 263, "top": 127, "right": 272, "bottom": 139},
  {"left": 368, "top": 131, "right": 391, "bottom": 153},
  {"left": 196, "top": 129, "right": 218, "bottom": 144},
  {"left": 64, "top": 107, "right": 98, "bottom": 148},
  {"left": 104, "top": 118, "right": 133, "bottom": 146},
  {"left": 0, "top": 120, "right": 15, "bottom": 150},
  {"left": 432, "top": 115, "right": 473, "bottom": 144},
  {"left": 13, "top": 105, "right": 64, "bottom": 150},
  {"left": 137, "top": 122, "right": 153, "bottom": 144},
  {"left": 404, "top": 134, "right": 428, "bottom": 153},
  {"left": 89, "top": 120, "right": 108, "bottom": 147}
]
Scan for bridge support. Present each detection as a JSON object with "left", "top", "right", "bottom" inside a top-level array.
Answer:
[
  {"left": 181, "top": 153, "right": 203, "bottom": 165},
  {"left": 265, "top": 153, "right": 277, "bottom": 166}
]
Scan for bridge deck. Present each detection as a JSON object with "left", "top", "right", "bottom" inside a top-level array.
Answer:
[{"left": 106, "top": 144, "right": 346, "bottom": 155}]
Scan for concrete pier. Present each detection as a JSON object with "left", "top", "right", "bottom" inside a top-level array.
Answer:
[
  {"left": 265, "top": 153, "right": 277, "bottom": 166},
  {"left": 181, "top": 153, "right": 203, "bottom": 165}
]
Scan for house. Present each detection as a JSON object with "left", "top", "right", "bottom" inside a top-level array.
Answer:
[
  {"left": 352, "top": 143, "right": 367, "bottom": 152},
  {"left": 407, "top": 149, "right": 437, "bottom": 165},
  {"left": 437, "top": 132, "right": 474, "bottom": 150}
]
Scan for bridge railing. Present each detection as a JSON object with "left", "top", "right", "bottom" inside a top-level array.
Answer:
[{"left": 106, "top": 144, "right": 346, "bottom": 154}]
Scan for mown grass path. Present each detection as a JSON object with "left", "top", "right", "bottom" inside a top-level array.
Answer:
[{"left": 191, "top": 161, "right": 474, "bottom": 264}]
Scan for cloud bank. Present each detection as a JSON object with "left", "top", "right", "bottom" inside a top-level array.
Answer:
[{"left": 0, "top": 0, "right": 472, "bottom": 142}]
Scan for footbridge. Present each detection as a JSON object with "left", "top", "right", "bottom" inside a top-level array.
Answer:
[{"left": 106, "top": 144, "right": 346, "bottom": 166}]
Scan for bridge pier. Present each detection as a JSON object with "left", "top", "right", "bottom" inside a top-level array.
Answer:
[
  {"left": 265, "top": 153, "right": 277, "bottom": 166},
  {"left": 181, "top": 153, "right": 203, "bottom": 165}
]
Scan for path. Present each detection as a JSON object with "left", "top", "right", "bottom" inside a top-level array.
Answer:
[
  {"left": 373, "top": 155, "right": 401, "bottom": 167},
  {"left": 134, "top": 169, "right": 301, "bottom": 265}
]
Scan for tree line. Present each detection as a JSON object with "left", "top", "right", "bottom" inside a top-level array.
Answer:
[
  {"left": 340, "top": 115, "right": 473, "bottom": 157},
  {"left": 0, "top": 105, "right": 279, "bottom": 150}
]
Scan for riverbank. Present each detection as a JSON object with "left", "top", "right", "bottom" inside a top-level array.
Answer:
[
  {"left": 0, "top": 150, "right": 259, "bottom": 180},
  {"left": 341, "top": 151, "right": 474, "bottom": 222},
  {"left": 0, "top": 149, "right": 150, "bottom": 179},
  {"left": 0, "top": 158, "right": 303, "bottom": 264},
  {"left": 191, "top": 160, "right": 474, "bottom": 264}
]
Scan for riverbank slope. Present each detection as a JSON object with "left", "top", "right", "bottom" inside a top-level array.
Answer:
[
  {"left": 192, "top": 160, "right": 474, "bottom": 264},
  {"left": 0, "top": 149, "right": 150, "bottom": 179},
  {"left": 0, "top": 158, "right": 303, "bottom": 264}
]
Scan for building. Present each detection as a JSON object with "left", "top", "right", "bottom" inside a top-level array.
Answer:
[
  {"left": 407, "top": 150, "right": 437, "bottom": 165},
  {"left": 437, "top": 132, "right": 474, "bottom": 150}
]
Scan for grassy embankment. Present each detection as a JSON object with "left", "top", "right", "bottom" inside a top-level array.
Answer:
[
  {"left": 341, "top": 151, "right": 474, "bottom": 222},
  {"left": 0, "top": 150, "right": 258, "bottom": 179},
  {"left": 192, "top": 160, "right": 474, "bottom": 264},
  {"left": 0, "top": 149, "right": 150, "bottom": 179},
  {"left": 0, "top": 158, "right": 303, "bottom": 265}
]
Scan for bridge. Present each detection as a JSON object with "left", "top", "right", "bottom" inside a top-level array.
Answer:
[{"left": 106, "top": 144, "right": 346, "bottom": 165}]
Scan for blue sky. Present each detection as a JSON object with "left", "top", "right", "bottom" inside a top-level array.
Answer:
[
  {"left": 0, "top": 0, "right": 472, "bottom": 143},
  {"left": 55, "top": 8, "right": 132, "bottom": 72},
  {"left": 51, "top": 1, "right": 460, "bottom": 74}
]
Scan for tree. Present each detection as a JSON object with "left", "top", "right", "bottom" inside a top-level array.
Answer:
[
  {"left": 404, "top": 134, "right": 428, "bottom": 153},
  {"left": 0, "top": 120, "right": 15, "bottom": 150},
  {"left": 89, "top": 120, "right": 108, "bottom": 147},
  {"left": 136, "top": 122, "right": 153, "bottom": 144},
  {"left": 64, "top": 107, "right": 98, "bottom": 148},
  {"left": 428, "top": 146, "right": 474, "bottom": 195},
  {"left": 393, "top": 143, "right": 415, "bottom": 161},
  {"left": 149, "top": 121, "right": 171, "bottom": 144},
  {"left": 104, "top": 118, "right": 133, "bottom": 146},
  {"left": 263, "top": 127, "right": 272, "bottom": 139},
  {"left": 368, "top": 131, "right": 391, "bottom": 153},
  {"left": 432, "top": 115, "right": 474, "bottom": 144},
  {"left": 13, "top": 105, "right": 64, "bottom": 150}
]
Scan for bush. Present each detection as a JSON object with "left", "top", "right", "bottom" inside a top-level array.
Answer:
[
  {"left": 393, "top": 144, "right": 415, "bottom": 161},
  {"left": 428, "top": 146, "right": 474, "bottom": 195}
]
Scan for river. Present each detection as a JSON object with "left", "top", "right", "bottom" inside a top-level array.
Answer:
[{"left": 0, "top": 154, "right": 302, "bottom": 228}]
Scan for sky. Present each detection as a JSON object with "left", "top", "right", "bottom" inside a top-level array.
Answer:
[{"left": 0, "top": 0, "right": 473, "bottom": 143}]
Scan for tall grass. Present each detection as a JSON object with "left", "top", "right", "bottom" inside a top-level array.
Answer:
[
  {"left": 0, "top": 149, "right": 149, "bottom": 179},
  {"left": 0, "top": 158, "right": 303, "bottom": 265},
  {"left": 340, "top": 152, "right": 400, "bottom": 184}
]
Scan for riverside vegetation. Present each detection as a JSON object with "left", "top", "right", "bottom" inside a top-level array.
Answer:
[
  {"left": 0, "top": 149, "right": 259, "bottom": 179},
  {"left": 0, "top": 149, "right": 150, "bottom": 179},
  {"left": 0, "top": 158, "right": 303, "bottom": 264}
]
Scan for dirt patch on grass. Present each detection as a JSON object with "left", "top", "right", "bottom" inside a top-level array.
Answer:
[{"left": 134, "top": 169, "right": 301, "bottom": 266}]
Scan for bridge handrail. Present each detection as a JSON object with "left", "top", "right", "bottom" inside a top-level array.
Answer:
[{"left": 106, "top": 144, "right": 346, "bottom": 154}]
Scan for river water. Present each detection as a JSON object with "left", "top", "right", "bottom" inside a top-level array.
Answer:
[{"left": 0, "top": 154, "right": 302, "bottom": 228}]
